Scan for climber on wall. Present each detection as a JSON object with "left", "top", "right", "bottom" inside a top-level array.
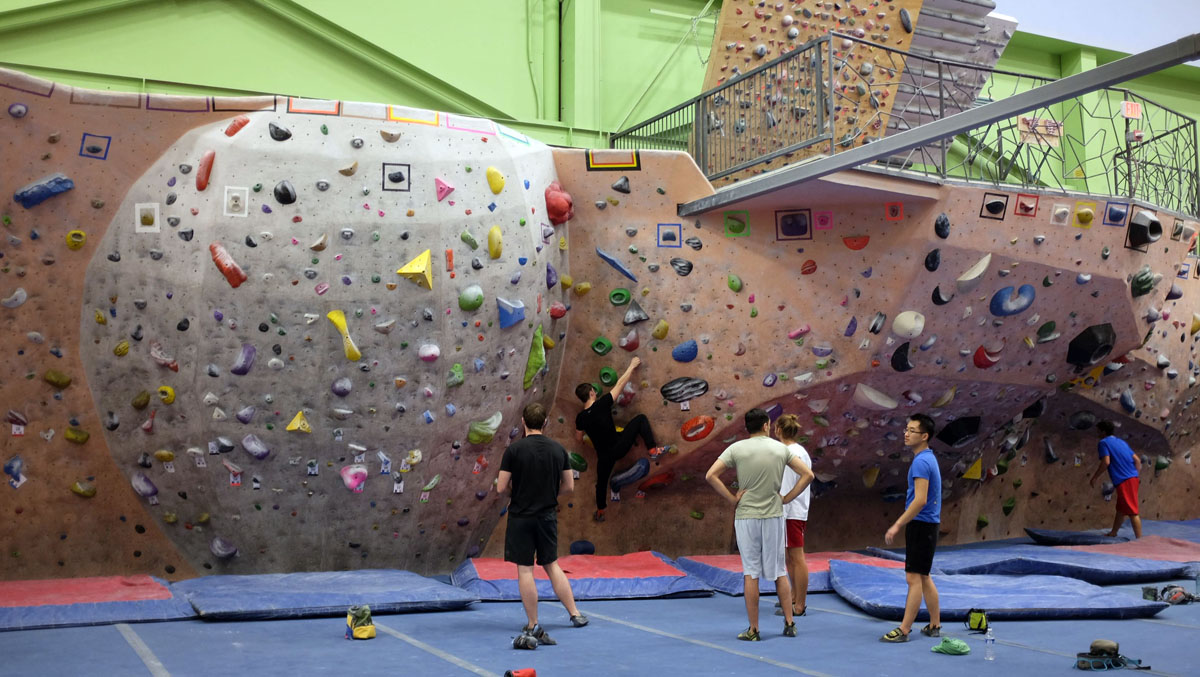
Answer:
[
  {"left": 1090, "top": 420, "right": 1143, "bottom": 538},
  {"left": 574, "top": 356, "right": 670, "bottom": 522}
]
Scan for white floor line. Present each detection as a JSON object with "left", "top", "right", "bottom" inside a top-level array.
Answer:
[
  {"left": 115, "top": 623, "right": 170, "bottom": 677},
  {"left": 1138, "top": 616, "right": 1200, "bottom": 630},
  {"left": 375, "top": 622, "right": 496, "bottom": 677},
  {"left": 547, "top": 603, "right": 836, "bottom": 677}
]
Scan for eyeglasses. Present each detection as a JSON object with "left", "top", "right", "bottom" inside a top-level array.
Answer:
[{"left": 904, "top": 428, "right": 924, "bottom": 434}]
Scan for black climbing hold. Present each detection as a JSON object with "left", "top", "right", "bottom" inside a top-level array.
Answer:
[
  {"left": 899, "top": 8, "right": 913, "bottom": 33},
  {"left": 661, "top": 231, "right": 677, "bottom": 242},
  {"left": 670, "top": 257, "right": 693, "bottom": 276},
  {"left": 104, "top": 411, "right": 119, "bottom": 431},
  {"left": 936, "top": 416, "right": 981, "bottom": 448},
  {"left": 167, "top": 217, "right": 180, "bottom": 227},
  {"left": 931, "top": 285, "right": 954, "bottom": 305},
  {"left": 388, "top": 170, "right": 406, "bottom": 184},
  {"left": 924, "top": 249, "right": 940, "bottom": 272},
  {"left": 165, "top": 192, "right": 177, "bottom": 205},
  {"left": 133, "top": 300, "right": 147, "bottom": 310},
  {"left": 165, "top": 565, "right": 176, "bottom": 574},
  {"left": 934, "top": 213, "right": 950, "bottom": 239},
  {"left": 1022, "top": 398, "right": 1046, "bottom": 419},
  {"left": 422, "top": 308, "right": 434, "bottom": 321},
  {"left": 660, "top": 376, "right": 709, "bottom": 403},
  {"left": 206, "top": 363, "right": 220, "bottom": 377},
  {"left": 178, "top": 228, "right": 194, "bottom": 242},
  {"left": 178, "top": 164, "right": 192, "bottom": 174},
  {"left": 471, "top": 257, "right": 483, "bottom": 270},
  {"left": 304, "top": 269, "right": 318, "bottom": 279},
  {"left": 86, "top": 145, "right": 103, "bottom": 154},
  {"left": 216, "top": 437, "right": 235, "bottom": 453},
  {"left": 271, "top": 344, "right": 282, "bottom": 355},
  {"left": 274, "top": 180, "right": 297, "bottom": 205},
  {"left": 647, "top": 264, "right": 659, "bottom": 272},
  {"left": 107, "top": 252, "right": 121, "bottom": 262},
  {"left": 131, "top": 325, "right": 144, "bottom": 341},
  {"left": 868, "top": 311, "right": 886, "bottom": 334},
  {"left": 134, "top": 524, "right": 146, "bottom": 534},
  {"left": 177, "top": 491, "right": 187, "bottom": 499},
  {"left": 1068, "top": 411, "right": 1098, "bottom": 431},
  {"left": 625, "top": 228, "right": 638, "bottom": 237},
  {"left": 611, "top": 176, "right": 631, "bottom": 194},
  {"left": 245, "top": 235, "right": 257, "bottom": 248},
  {"left": 685, "top": 236, "right": 703, "bottom": 251},
  {"left": 316, "top": 180, "right": 330, "bottom": 191},
  {"left": 890, "top": 342, "right": 914, "bottom": 372},
  {"left": 984, "top": 198, "right": 1006, "bottom": 215},
  {"left": 1043, "top": 437, "right": 1059, "bottom": 463},
  {"left": 137, "top": 452, "right": 153, "bottom": 468},
  {"left": 149, "top": 249, "right": 163, "bottom": 261},
  {"left": 269, "top": 122, "right": 292, "bottom": 141},
  {"left": 258, "top": 323, "right": 269, "bottom": 332},
  {"left": 177, "top": 318, "right": 189, "bottom": 331},
  {"left": 1066, "top": 323, "right": 1116, "bottom": 369}
]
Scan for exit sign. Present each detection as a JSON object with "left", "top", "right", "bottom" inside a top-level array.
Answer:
[{"left": 1121, "top": 101, "right": 1142, "bottom": 119}]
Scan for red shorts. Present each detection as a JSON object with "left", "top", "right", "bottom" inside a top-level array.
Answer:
[
  {"left": 1115, "top": 477, "right": 1140, "bottom": 516},
  {"left": 785, "top": 519, "right": 807, "bottom": 549}
]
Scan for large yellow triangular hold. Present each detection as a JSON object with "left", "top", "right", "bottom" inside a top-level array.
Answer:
[
  {"left": 396, "top": 249, "right": 433, "bottom": 290},
  {"left": 287, "top": 411, "right": 312, "bottom": 433},
  {"left": 1191, "top": 312, "right": 1200, "bottom": 335},
  {"left": 962, "top": 457, "right": 982, "bottom": 481}
]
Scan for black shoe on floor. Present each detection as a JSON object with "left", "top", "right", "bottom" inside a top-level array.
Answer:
[
  {"left": 783, "top": 622, "right": 797, "bottom": 638},
  {"left": 571, "top": 614, "right": 589, "bottom": 628}
]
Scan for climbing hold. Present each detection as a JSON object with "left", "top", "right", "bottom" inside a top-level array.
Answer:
[
  {"left": 286, "top": 411, "right": 312, "bottom": 433},
  {"left": 591, "top": 336, "right": 613, "bottom": 356},
  {"left": 1065, "top": 323, "right": 1116, "bottom": 368},
  {"left": 2, "top": 288, "right": 28, "bottom": 309},
  {"left": 937, "top": 417, "right": 981, "bottom": 448},
  {"left": 496, "top": 298, "right": 525, "bottom": 329},
  {"left": 962, "top": 458, "right": 983, "bottom": 481},
  {"left": 548, "top": 302, "right": 567, "bottom": 319},
  {"left": 727, "top": 274, "right": 743, "bottom": 292},
  {"left": 157, "top": 386, "right": 175, "bottom": 404},
  {"left": 467, "top": 412, "right": 503, "bottom": 445},
  {"left": 931, "top": 286, "right": 954, "bottom": 306},
  {"left": 339, "top": 161, "right": 358, "bottom": 176},
  {"left": 546, "top": 263, "right": 559, "bottom": 289},
  {"left": 242, "top": 434, "right": 270, "bottom": 460},
  {"left": 273, "top": 180, "right": 297, "bottom": 205},
  {"left": 599, "top": 367, "right": 618, "bottom": 387},
  {"left": 934, "top": 213, "right": 950, "bottom": 239},
  {"left": 924, "top": 249, "right": 940, "bottom": 272},
  {"left": 973, "top": 342, "right": 1004, "bottom": 369},
  {"left": 1166, "top": 283, "right": 1183, "bottom": 301},
  {"left": 523, "top": 325, "right": 546, "bottom": 390},
  {"left": 486, "top": 167, "right": 505, "bottom": 194},
  {"left": 435, "top": 177, "right": 454, "bottom": 201},
  {"left": 1119, "top": 389, "right": 1136, "bottom": 413},
  {"left": 43, "top": 369, "right": 71, "bottom": 389},
  {"left": 892, "top": 311, "right": 925, "bottom": 338},
  {"left": 70, "top": 481, "right": 96, "bottom": 498},
  {"left": 326, "top": 310, "right": 362, "bottom": 362},
  {"left": 852, "top": 383, "right": 898, "bottom": 410},
  {"left": 956, "top": 253, "right": 991, "bottom": 292},
  {"left": 65, "top": 230, "right": 86, "bottom": 250},
  {"left": 660, "top": 377, "right": 708, "bottom": 403},
  {"left": 989, "top": 284, "right": 1036, "bottom": 316},
  {"left": 209, "top": 242, "right": 247, "bottom": 289},
  {"left": 1130, "top": 265, "right": 1160, "bottom": 298},
  {"left": 623, "top": 300, "right": 649, "bottom": 325},
  {"left": 1036, "top": 321, "right": 1060, "bottom": 343},
  {"left": 618, "top": 328, "right": 639, "bottom": 351},
  {"left": 458, "top": 285, "right": 484, "bottom": 311},
  {"left": 268, "top": 122, "right": 292, "bottom": 141},
  {"left": 574, "top": 282, "right": 591, "bottom": 296},
  {"left": 672, "top": 340, "right": 698, "bottom": 363},
  {"left": 460, "top": 230, "right": 479, "bottom": 250},
  {"left": 890, "top": 343, "right": 914, "bottom": 372},
  {"left": 596, "top": 248, "right": 638, "bottom": 282},
  {"left": 681, "top": 416, "right": 715, "bottom": 442},
  {"left": 844, "top": 317, "right": 858, "bottom": 337},
  {"left": 446, "top": 363, "right": 465, "bottom": 388},
  {"left": 64, "top": 427, "right": 90, "bottom": 444},
  {"left": 340, "top": 465, "right": 368, "bottom": 492},
  {"left": 397, "top": 250, "right": 433, "bottom": 290},
  {"left": 487, "top": 225, "right": 502, "bottom": 259},
  {"left": 669, "top": 258, "right": 693, "bottom": 276},
  {"left": 545, "top": 181, "right": 574, "bottom": 224},
  {"left": 14, "top": 172, "right": 75, "bottom": 209},
  {"left": 609, "top": 288, "right": 631, "bottom": 305},
  {"left": 418, "top": 344, "right": 441, "bottom": 362},
  {"left": 651, "top": 320, "right": 669, "bottom": 340}
]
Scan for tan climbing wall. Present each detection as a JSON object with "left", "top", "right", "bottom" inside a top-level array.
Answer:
[
  {"left": 698, "top": 0, "right": 924, "bottom": 183},
  {"left": 1, "top": 68, "right": 570, "bottom": 579},
  {"left": 488, "top": 149, "right": 1200, "bottom": 561}
]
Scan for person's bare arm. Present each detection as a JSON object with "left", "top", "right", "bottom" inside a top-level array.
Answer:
[
  {"left": 496, "top": 470, "right": 512, "bottom": 494},
  {"left": 781, "top": 455, "right": 814, "bottom": 504},
  {"left": 1089, "top": 455, "right": 1111, "bottom": 486},
  {"left": 885, "top": 477, "right": 928, "bottom": 544},
  {"left": 705, "top": 458, "right": 745, "bottom": 506},
  {"left": 1133, "top": 453, "right": 1142, "bottom": 470},
  {"left": 609, "top": 356, "right": 641, "bottom": 400},
  {"left": 558, "top": 469, "right": 574, "bottom": 496},
  {"left": 575, "top": 429, "right": 585, "bottom": 443}
]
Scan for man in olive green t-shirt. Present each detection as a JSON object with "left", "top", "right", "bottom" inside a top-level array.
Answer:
[{"left": 706, "top": 408, "right": 813, "bottom": 641}]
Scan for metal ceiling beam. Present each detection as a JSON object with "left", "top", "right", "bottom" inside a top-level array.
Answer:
[{"left": 678, "top": 32, "right": 1200, "bottom": 217}]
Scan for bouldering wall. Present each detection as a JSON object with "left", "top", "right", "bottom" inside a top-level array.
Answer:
[
  {"left": 484, "top": 150, "right": 1200, "bottom": 560},
  {"left": 1, "top": 68, "right": 570, "bottom": 578}
]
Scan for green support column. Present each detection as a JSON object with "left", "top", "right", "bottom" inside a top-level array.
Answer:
[
  {"left": 1059, "top": 48, "right": 1100, "bottom": 193},
  {"left": 541, "top": 0, "right": 560, "bottom": 122},
  {"left": 560, "top": 0, "right": 602, "bottom": 133}
]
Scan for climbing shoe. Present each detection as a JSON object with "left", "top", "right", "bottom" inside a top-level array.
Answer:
[
  {"left": 593, "top": 509, "right": 605, "bottom": 523},
  {"left": 921, "top": 623, "right": 941, "bottom": 637},
  {"left": 648, "top": 446, "right": 669, "bottom": 460},
  {"left": 512, "top": 630, "right": 538, "bottom": 650},
  {"left": 570, "top": 614, "right": 589, "bottom": 628},
  {"left": 529, "top": 624, "right": 556, "bottom": 646},
  {"left": 783, "top": 622, "right": 797, "bottom": 638},
  {"left": 737, "top": 627, "right": 761, "bottom": 642},
  {"left": 881, "top": 627, "right": 910, "bottom": 643}
]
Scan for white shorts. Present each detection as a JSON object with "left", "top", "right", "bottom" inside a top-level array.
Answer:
[{"left": 735, "top": 516, "right": 787, "bottom": 580}]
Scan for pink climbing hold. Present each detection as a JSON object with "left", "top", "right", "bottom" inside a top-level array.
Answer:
[
  {"left": 435, "top": 177, "right": 455, "bottom": 202},
  {"left": 788, "top": 325, "right": 811, "bottom": 339},
  {"left": 619, "top": 328, "right": 639, "bottom": 351},
  {"left": 340, "top": 464, "right": 368, "bottom": 493}
]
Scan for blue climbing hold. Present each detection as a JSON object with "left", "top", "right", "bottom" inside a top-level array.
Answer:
[
  {"left": 1119, "top": 389, "right": 1136, "bottom": 413},
  {"left": 14, "top": 173, "right": 74, "bottom": 209},
  {"left": 596, "top": 248, "right": 638, "bottom": 283},
  {"left": 473, "top": 358, "right": 486, "bottom": 372},
  {"left": 610, "top": 458, "right": 649, "bottom": 491},
  {"left": 497, "top": 297, "right": 526, "bottom": 329},
  {"left": 989, "top": 284, "right": 1036, "bottom": 316},
  {"left": 518, "top": 257, "right": 528, "bottom": 266},
  {"left": 672, "top": 339, "right": 698, "bottom": 363}
]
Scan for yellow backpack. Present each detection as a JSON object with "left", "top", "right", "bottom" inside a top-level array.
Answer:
[{"left": 345, "top": 605, "right": 376, "bottom": 640}]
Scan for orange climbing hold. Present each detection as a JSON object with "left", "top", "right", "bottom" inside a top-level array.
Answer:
[
  {"left": 196, "top": 150, "right": 215, "bottom": 191},
  {"left": 209, "top": 242, "right": 247, "bottom": 288},
  {"left": 842, "top": 235, "right": 870, "bottom": 250},
  {"left": 638, "top": 471, "right": 674, "bottom": 492},
  {"left": 681, "top": 415, "right": 715, "bottom": 442},
  {"left": 223, "top": 115, "right": 250, "bottom": 137}
]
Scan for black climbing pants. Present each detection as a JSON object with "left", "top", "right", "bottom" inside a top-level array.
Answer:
[{"left": 595, "top": 414, "right": 657, "bottom": 511}]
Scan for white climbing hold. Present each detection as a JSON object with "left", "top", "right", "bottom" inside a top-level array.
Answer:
[
  {"left": 852, "top": 383, "right": 898, "bottom": 410},
  {"left": 956, "top": 253, "right": 991, "bottom": 293},
  {"left": 892, "top": 311, "right": 925, "bottom": 339},
  {"left": 1, "top": 288, "right": 27, "bottom": 308}
]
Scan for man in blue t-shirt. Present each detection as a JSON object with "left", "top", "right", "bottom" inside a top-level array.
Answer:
[
  {"left": 1089, "top": 420, "right": 1143, "bottom": 538},
  {"left": 881, "top": 413, "right": 942, "bottom": 643}
]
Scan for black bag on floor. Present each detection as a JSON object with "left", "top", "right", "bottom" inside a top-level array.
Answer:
[{"left": 1074, "top": 639, "right": 1149, "bottom": 671}]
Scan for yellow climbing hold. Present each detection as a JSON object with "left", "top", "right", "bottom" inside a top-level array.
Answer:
[
  {"left": 71, "top": 481, "right": 96, "bottom": 498},
  {"left": 196, "top": 512, "right": 211, "bottom": 524},
  {"left": 560, "top": 274, "right": 573, "bottom": 290},
  {"left": 574, "top": 281, "right": 592, "bottom": 296},
  {"left": 163, "top": 512, "right": 178, "bottom": 525},
  {"left": 1191, "top": 312, "right": 1200, "bottom": 335},
  {"left": 326, "top": 310, "right": 362, "bottom": 362},
  {"left": 64, "top": 427, "right": 89, "bottom": 444},
  {"left": 862, "top": 466, "right": 880, "bottom": 488},
  {"left": 962, "top": 457, "right": 983, "bottom": 481},
  {"left": 543, "top": 334, "right": 556, "bottom": 350},
  {"left": 287, "top": 411, "right": 312, "bottom": 433},
  {"left": 488, "top": 225, "right": 502, "bottom": 259},
  {"left": 154, "top": 449, "right": 176, "bottom": 462},
  {"left": 932, "top": 385, "right": 957, "bottom": 408},
  {"left": 44, "top": 370, "right": 72, "bottom": 389},
  {"left": 94, "top": 309, "right": 107, "bottom": 325},
  {"left": 113, "top": 340, "right": 130, "bottom": 357},
  {"left": 157, "top": 386, "right": 176, "bottom": 404},
  {"left": 397, "top": 249, "right": 433, "bottom": 290},
  {"left": 559, "top": 236, "right": 567, "bottom": 251},
  {"left": 66, "top": 230, "right": 86, "bottom": 250},
  {"left": 652, "top": 319, "right": 670, "bottom": 340},
  {"left": 486, "top": 166, "right": 505, "bottom": 194}
]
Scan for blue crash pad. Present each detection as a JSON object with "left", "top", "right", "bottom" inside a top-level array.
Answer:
[
  {"left": 0, "top": 575, "right": 195, "bottom": 632},
  {"left": 451, "top": 551, "right": 711, "bottom": 601},
  {"left": 172, "top": 569, "right": 478, "bottom": 620},
  {"left": 1025, "top": 528, "right": 1129, "bottom": 545},
  {"left": 674, "top": 552, "right": 905, "bottom": 596},
  {"left": 864, "top": 543, "right": 1192, "bottom": 584},
  {"left": 829, "top": 560, "right": 1168, "bottom": 621}
]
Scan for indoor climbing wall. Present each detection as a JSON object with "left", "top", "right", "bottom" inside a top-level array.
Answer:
[
  {"left": 481, "top": 149, "right": 1200, "bottom": 559},
  {"left": 696, "top": 0, "right": 924, "bottom": 181},
  {"left": 1, "top": 68, "right": 570, "bottom": 578}
]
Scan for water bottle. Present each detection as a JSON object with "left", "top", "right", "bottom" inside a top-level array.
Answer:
[{"left": 984, "top": 626, "right": 996, "bottom": 661}]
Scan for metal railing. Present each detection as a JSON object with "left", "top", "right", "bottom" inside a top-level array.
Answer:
[{"left": 611, "top": 32, "right": 1200, "bottom": 217}]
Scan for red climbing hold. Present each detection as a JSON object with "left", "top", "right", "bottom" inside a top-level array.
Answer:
[
  {"left": 196, "top": 150, "right": 215, "bottom": 191},
  {"left": 549, "top": 302, "right": 567, "bottom": 319},
  {"left": 223, "top": 115, "right": 250, "bottom": 137},
  {"left": 209, "top": 242, "right": 247, "bottom": 289},
  {"left": 545, "top": 181, "right": 574, "bottom": 225}
]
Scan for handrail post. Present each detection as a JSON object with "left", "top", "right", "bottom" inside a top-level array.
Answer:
[
  {"left": 938, "top": 61, "right": 946, "bottom": 178},
  {"left": 826, "top": 36, "right": 835, "bottom": 155}
]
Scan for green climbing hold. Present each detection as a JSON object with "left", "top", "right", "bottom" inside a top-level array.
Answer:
[
  {"left": 750, "top": 307, "right": 758, "bottom": 318},
  {"left": 320, "top": 124, "right": 328, "bottom": 135},
  {"left": 657, "top": 187, "right": 666, "bottom": 195},
  {"left": 1101, "top": 246, "right": 1110, "bottom": 260},
  {"left": 689, "top": 510, "right": 704, "bottom": 520},
  {"left": 996, "top": 457, "right": 1009, "bottom": 474},
  {"left": 371, "top": 274, "right": 381, "bottom": 283},
  {"left": 252, "top": 183, "right": 262, "bottom": 192},
  {"left": 458, "top": 285, "right": 484, "bottom": 311},
  {"left": 812, "top": 415, "right": 829, "bottom": 427},
  {"left": 609, "top": 288, "right": 631, "bottom": 306},
  {"left": 467, "top": 411, "right": 503, "bottom": 444},
  {"left": 591, "top": 336, "right": 613, "bottom": 356},
  {"left": 422, "top": 474, "right": 442, "bottom": 491},
  {"left": 1155, "top": 455, "right": 1171, "bottom": 470},
  {"left": 523, "top": 324, "right": 546, "bottom": 390},
  {"left": 460, "top": 230, "right": 479, "bottom": 250},
  {"left": 1013, "top": 478, "right": 1023, "bottom": 488},
  {"left": 131, "top": 391, "right": 151, "bottom": 410},
  {"left": 1042, "top": 276, "right": 1053, "bottom": 287},
  {"left": 599, "top": 366, "right": 618, "bottom": 386},
  {"left": 1001, "top": 497, "right": 1016, "bottom": 516},
  {"left": 976, "top": 514, "right": 989, "bottom": 529},
  {"left": 446, "top": 363, "right": 464, "bottom": 387},
  {"left": 569, "top": 452, "right": 588, "bottom": 472},
  {"left": 727, "top": 274, "right": 743, "bottom": 292}
]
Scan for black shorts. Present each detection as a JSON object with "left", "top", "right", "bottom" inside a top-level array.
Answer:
[
  {"left": 504, "top": 513, "right": 558, "bottom": 567},
  {"left": 904, "top": 520, "right": 939, "bottom": 575}
]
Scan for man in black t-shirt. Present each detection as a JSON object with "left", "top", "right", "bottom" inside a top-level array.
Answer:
[
  {"left": 498, "top": 402, "right": 588, "bottom": 649},
  {"left": 574, "top": 356, "right": 668, "bottom": 522}
]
